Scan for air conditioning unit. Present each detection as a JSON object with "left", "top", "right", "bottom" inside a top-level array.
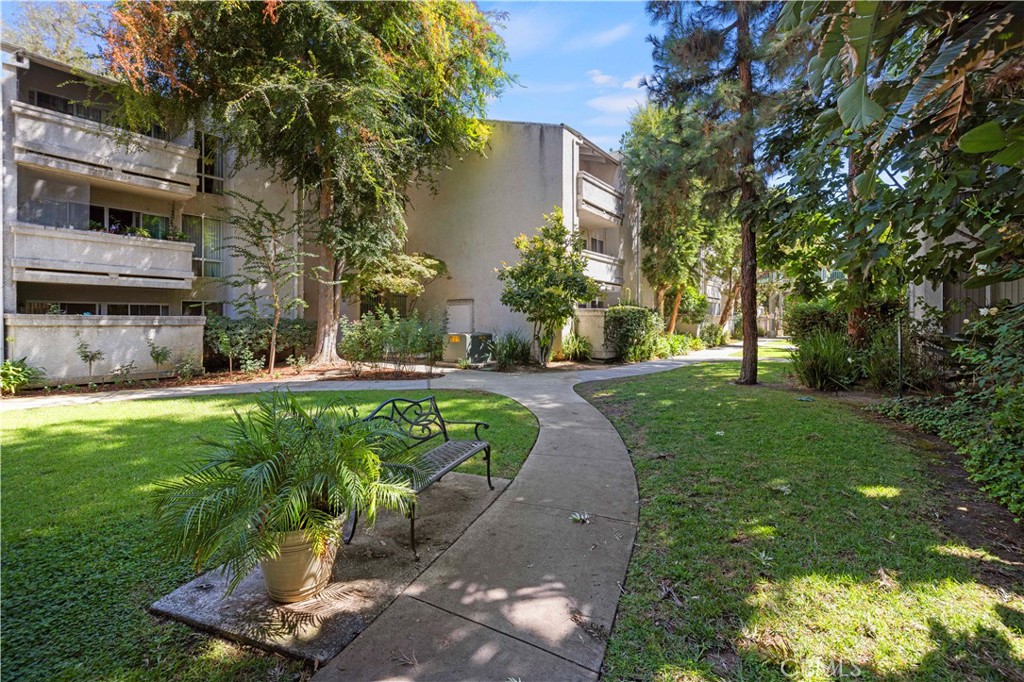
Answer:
[{"left": 443, "top": 333, "right": 493, "bottom": 363}]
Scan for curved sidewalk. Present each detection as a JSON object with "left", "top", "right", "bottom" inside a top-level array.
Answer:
[
  {"left": 2, "top": 344, "right": 749, "bottom": 679},
  {"left": 312, "top": 346, "right": 742, "bottom": 681}
]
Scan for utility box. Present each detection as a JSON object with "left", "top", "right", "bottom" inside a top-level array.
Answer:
[{"left": 444, "top": 332, "right": 493, "bottom": 364}]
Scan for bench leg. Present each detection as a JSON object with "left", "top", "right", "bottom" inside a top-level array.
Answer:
[
  {"left": 342, "top": 509, "right": 359, "bottom": 545},
  {"left": 407, "top": 512, "right": 419, "bottom": 561},
  {"left": 485, "top": 446, "right": 494, "bottom": 490}
]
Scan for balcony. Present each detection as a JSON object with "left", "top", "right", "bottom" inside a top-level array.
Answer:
[
  {"left": 11, "top": 101, "right": 199, "bottom": 199},
  {"left": 10, "top": 222, "right": 195, "bottom": 289},
  {"left": 584, "top": 250, "right": 624, "bottom": 288},
  {"left": 577, "top": 171, "right": 623, "bottom": 228},
  {"left": 3, "top": 314, "right": 205, "bottom": 385}
]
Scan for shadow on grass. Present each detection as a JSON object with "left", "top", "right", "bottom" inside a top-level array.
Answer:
[
  {"left": 1, "top": 389, "right": 537, "bottom": 682},
  {"left": 579, "top": 362, "right": 1024, "bottom": 682}
]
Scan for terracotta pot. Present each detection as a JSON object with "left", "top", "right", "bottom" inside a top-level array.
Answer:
[{"left": 260, "top": 530, "right": 339, "bottom": 603}]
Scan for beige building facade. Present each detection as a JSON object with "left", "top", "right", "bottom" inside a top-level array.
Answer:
[{"left": 2, "top": 46, "right": 669, "bottom": 382}]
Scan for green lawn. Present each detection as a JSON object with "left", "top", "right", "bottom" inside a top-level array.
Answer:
[
  {"left": 579, "top": 363, "right": 1024, "bottom": 681},
  {"left": 0, "top": 390, "right": 537, "bottom": 682},
  {"left": 729, "top": 340, "right": 794, "bottom": 359}
]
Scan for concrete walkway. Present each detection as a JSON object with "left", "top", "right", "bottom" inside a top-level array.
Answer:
[{"left": 3, "top": 341, "right": 770, "bottom": 679}]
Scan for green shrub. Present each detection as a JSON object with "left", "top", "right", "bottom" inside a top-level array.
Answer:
[
  {"left": 338, "top": 308, "right": 446, "bottom": 374},
  {"left": 275, "top": 318, "right": 317, "bottom": 358},
  {"left": 1, "top": 358, "right": 44, "bottom": 394},
  {"left": 786, "top": 298, "right": 846, "bottom": 342},
  {"left": 204, "top": 315, "right": 269, "bottom": 371},
  {"left": 860, "top": 320, "right": 940, "bottom": 393},
  {"left": 562, "top": 332, "right": 592, "bottom": 362},
  {"left": 672, "top": 285, "right": 708, "bottom": 325},
  {"left": 490, "top": 329, "right": 532, "bottom": 371},
  {"left": 790, "top": 330, "right": 858, "bottom": 391},
  {"left": 699, "top": 322, "right": 725, "bottom": 348},
  {"left": 605, "top": 305, "right": 663, "bottom": 362}
]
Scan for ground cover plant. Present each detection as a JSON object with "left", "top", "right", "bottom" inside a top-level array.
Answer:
[
  {"left": 580, "top": 362, "right": 1023, "bottom": 681},
  {"left": 1, "top": 390, "right": 537, "bottom": 682}
]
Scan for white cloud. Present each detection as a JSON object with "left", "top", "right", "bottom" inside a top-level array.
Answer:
[
  {"left": 622, "top": 73, "right": 646, "bottom": 90},
  {"left": 586, "top": 91, "right": 647, "bottom": 115},
  {"left": 497, "top": 7, "right": 565, "bottom": 58},
  {"left": 566, "top": 22, "right": 633, "bottom": 51},
  {"left": 586, "top": 69, "right": 618, "bottom": 87}
]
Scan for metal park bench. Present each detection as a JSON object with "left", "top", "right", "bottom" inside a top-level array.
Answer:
[{"left": 341, "top": 395, "right": 493, "bottom": 559}]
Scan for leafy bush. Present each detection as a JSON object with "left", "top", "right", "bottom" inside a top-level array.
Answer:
[
  {"left": 699, "top": 322, "right": 726, "bottom": 347},
  {"left": 657, "top": 333, "right": 702, "bottom": 358},
  {"left": 786, "top": 298, "right": 846, "bottom": 342},
  {"left": 860, "top": 320, "right": 940, "bottom": 392},
  {"left": 605, "top": 305, "right": 663, "bottom": 362},
  {"left": 490, "top": 329, "right": 532, "bottom": 371},
  {"left": 562, "top": 332, "right": 592, "bottom": 362},
  {"left": 790, "top": 330, "right": 857, "bottom": 391},
  {"left": 174, "top": 354, "right": 204, "bottom": 381},
  {"left": 147, "top": 339, "right": 172, "bottom": 369},
  {"left": 338, "top": 308, "right": 446, "bottom": 374},
  {"left": 2, "top": 358, "right": 44, "bottom": 394},
  {"left": 672, "top": 286, "right": 708, "bottom": 325},
  {"left": 204, "top": 315, "right": 269, "bottom": 372},
  {"left": 275, "top": 319, "right": 317, "bottom": 358}
]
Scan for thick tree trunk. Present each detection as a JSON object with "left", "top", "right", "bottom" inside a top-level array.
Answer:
[
  {"left": 736, "top": 3, "right": 758, "bottom": 385},
  {"left": 309, "top": 164, "right": 342, "bottom": 367},
  {"left": 667, "top": 287, "right": 683, "bottom": 334}
]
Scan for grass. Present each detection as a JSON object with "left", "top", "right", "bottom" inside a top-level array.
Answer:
[
  {"left": 579, "top": 363, "right": 1024, "bottom": 681},
  {"left": 729, "top": 339, "right": 794, "bottom": 359},
  {"left": 0, "top": 389, "right": 537, "bottom": 682}
]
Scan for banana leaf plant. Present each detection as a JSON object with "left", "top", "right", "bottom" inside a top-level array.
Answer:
[{"left": 153, "top": 390, "right": 421, "bottom": 594}]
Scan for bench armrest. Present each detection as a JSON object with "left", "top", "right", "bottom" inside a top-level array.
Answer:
[{"left": 444, "top": 419, "right": 490, "bottom": 441}]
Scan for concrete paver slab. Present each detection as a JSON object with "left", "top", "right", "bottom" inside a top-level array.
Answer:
[
  {"left": 505, "top": 454, "right": 639, "bottom": 522},
  {"left": 404, "top": 499, "right": 634, "bottom": 672},
  {"left": 527, "top": 426, "right": 627, "bottom": 460},
  {"left": 312, "top": 596, "right": 596, "bottom": 682},
  {"left": 151, "top": 474, "right": 507, "bottom": 664}
]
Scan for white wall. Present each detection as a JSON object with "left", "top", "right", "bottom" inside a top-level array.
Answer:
[{"left": 404, "top": 121, "right": 570, "bottom": 336}]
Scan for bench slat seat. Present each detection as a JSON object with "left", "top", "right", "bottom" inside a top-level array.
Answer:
[
  {"left": 415, "top": 440, "right": 490, "bottom": 492},
  {"left": 342, "top": 396, "right": 493, "bottom": 559}
]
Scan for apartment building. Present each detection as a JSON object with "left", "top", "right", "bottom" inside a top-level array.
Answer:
[
  {"left": 1, "top": 44, "right": 302, "bottom": 383},
  {"left": 2, "top": 45, "right": 666, "bottom": 382},
  {"left": 403, "top": 120, "right": 647, "bottom": 359}
]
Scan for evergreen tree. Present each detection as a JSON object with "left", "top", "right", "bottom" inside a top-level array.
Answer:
[{"left": 645, "top": 0, "right": 806, "bottom": 383}]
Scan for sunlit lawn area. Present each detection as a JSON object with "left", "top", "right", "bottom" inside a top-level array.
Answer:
[
  {"left": 580, "top": 363, "right": 1024, "bottom": 681},
  {"left": 729, "top": 338, "right": 794, "bottom": 359},
  {"left": 0, "top": 390, "right": 537, "bottom": 682}
]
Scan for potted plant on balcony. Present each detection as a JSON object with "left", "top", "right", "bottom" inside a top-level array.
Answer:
[{"left": 153, "top": 390, "right": 417, "bottom": 603}]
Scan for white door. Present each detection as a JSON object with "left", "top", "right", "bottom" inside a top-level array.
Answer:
[{"left": 447, "top": 300, "right": 473, "bottom": 333}]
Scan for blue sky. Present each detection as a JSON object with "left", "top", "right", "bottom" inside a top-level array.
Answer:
[{"left": 480, "top": 2, "right": 658, "bottom": 152}]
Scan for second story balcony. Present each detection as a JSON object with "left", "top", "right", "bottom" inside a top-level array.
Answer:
[
  {"left": 577, "top": 171, "right": 624, "bottom": 229},
  {"left": 11, "top": 101, "right": 199, "bottom": 200},
  {"left": 10, "top": 222, "right": 195, "bottom": 290},
  {"left": 584, "top": 249, "right": 624, "bottom": 288}
]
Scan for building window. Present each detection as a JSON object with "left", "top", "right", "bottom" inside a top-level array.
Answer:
[
  {"left": 182, "top": 214, "right": 224, "bottom": 277},
  {"left": 24, "top": 301, "right": 99, "bottom": 315},
  {"left": 195, "top": 132, "right": 225, "bottom": 194},
  {"left": 183, "top": 301, "right": 224, "bottom": 317},
  {"left": 19, "top": 198, "right": 89, "bottom": 229},
  {"left": 29, "top": 89, "right": 106, "bottom": 123},
  {"left": 91, "top": 206, "right": 169, "bottom": 237},
  {"left": 106, "top": 304, "right": 170, "bottom": 316},
  {"left": 589, "top": 237, "right": 605, "bottom": 254}
]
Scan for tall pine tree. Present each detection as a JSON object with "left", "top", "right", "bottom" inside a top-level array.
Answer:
[{"left": 646, "top": 0, "right": 805, "bottom": 383}]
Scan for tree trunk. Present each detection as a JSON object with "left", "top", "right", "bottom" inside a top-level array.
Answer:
[
  {"left": 654, "top": 284, "right": 668, "bottom": 318},
  {"left": 667, "top": 287, "right": 683, "bottom": 334},
  {"left": 719, "top": 279, "right": 740, "bottom": 327},
  {"left": 309, "top": 163, "right": 342, "bottom": 367},
  {"left": 736, "top": 3, "right": 758, "bottom": 385},
  {"left": 267, "top": 305, "right": 280, "bottom": 372},
  {"left": 846, "top": 149, "right": 869, "bottom": 347}
]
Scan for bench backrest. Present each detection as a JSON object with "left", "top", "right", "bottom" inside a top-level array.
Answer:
[{"left": 363, "top": 396, "right": 449, "bottom": 447}]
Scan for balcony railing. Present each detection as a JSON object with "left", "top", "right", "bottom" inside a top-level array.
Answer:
[
  {"left": 11, "top": 101, "right": 199, "bottom": 199},
  {"left": 584, "top": 249, "right": 624, "bottom": 287},
  {"left": 577, "top": 171, "right": 624, "bottom": 227},
  {"left": 10, "top": 222, "right": 195, "bottom": 290}
]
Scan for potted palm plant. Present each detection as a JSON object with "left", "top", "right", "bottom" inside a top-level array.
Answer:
[{"left": 154, "top": 390, "right": 417, "bottom": 603}]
